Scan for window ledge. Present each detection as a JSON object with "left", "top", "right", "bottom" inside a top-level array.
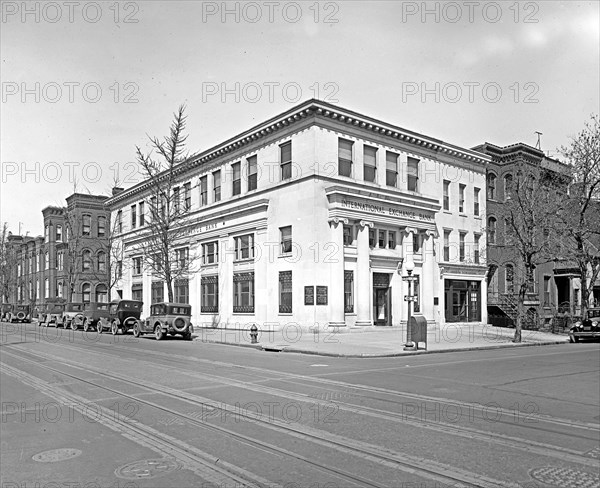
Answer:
[{"left": 234, "top": 258, "right": 255, "bottom": 264}]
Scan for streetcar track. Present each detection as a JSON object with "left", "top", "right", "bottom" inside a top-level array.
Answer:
[
  {"left": 7, "top": 343, "right": 599, "bottom": 469},
  {"left": 1, "top": 346, "right": 519, "bottom": 488}
]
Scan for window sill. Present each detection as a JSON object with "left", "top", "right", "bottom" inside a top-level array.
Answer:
[
  {"left": 278, "top": 312, "right": 293, "bottom": 316},
  {"left": 234, "top": 258, "right": 255, "bottom": 264},
  {"left": 459, "top": 213, "right": 467, "bottom": 217},
  {"left": 443, "top": 210, "right": 452, "bottom": 214}
]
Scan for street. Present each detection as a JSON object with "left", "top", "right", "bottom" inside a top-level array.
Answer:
[{"left": 1, "top": 322, "right": 599, "bottom": 488}]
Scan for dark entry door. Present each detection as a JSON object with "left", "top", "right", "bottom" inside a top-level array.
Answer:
[{"left": 374, "top": 288, "right": 391, "bottom": 326}]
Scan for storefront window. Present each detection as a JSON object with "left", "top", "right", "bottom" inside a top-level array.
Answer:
[{"left": 444, "top": 280, "right": 481, "bottom": 322}]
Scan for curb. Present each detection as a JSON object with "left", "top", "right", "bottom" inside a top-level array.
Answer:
[{"left": 192, "top": 338, "right": 569, "bottom": 358}]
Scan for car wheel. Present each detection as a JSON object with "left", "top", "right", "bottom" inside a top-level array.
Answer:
[
  {"left": 184, "top": 331, "right": 192, "bottom": 341},
  {"left": 154, "top": 325, "right": 164, "bottom": 341},
  {"left": 570, "top": 334, "right": 579, "bottom": 343},
  {"left": 111, "top": 321, "right": 119, "bottom": 335},
  {"left": 83, "top": 321, "right": 90, "bottom": 332},
  {"left": 97, "top": 322, "right": 103, "bottom": 334},
  {"left": 133, "top": 322, "right": 141, "bottom": 338}
]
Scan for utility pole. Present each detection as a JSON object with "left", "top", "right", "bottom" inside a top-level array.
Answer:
[{"left": 535, "top": 131, "right": 543, "bottom": 150}]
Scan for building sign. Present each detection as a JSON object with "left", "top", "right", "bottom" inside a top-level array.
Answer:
[
  {"left": 316, "top": 286, "right": 328, "bottom": 305},
  {"left": 304, "top": 286, "right": 314, "bottom": 305},
  {"left": 341, "top": 200, "right": 433, "bottom": 222}
]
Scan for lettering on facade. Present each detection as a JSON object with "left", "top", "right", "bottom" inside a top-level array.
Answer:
[{"left": 341, "top": 199, "right": 433, "bottom": 222}]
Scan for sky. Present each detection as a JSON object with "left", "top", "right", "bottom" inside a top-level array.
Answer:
[{"left": 1, "top": 0, "right": 599, "bottom": 236}]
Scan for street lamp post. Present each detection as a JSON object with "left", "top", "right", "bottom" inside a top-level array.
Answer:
[{"left": 402, "top": 260, "right": 417, "bottom": 350}]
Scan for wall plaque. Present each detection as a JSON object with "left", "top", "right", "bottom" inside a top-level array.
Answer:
[
  {"left": 316, "top": 286, "right": 328, "bottom": 305},
  {"left": 304, "top": 286, "right": 314, "bottom": 305}
]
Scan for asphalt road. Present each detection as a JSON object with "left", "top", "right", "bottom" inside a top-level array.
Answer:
[{"left": 1, "top": 321, "right": 599, "bottom": 488}]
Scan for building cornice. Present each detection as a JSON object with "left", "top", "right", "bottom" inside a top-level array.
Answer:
[{"left": 107, "top": 99, "right": 491, "bottom": 207}]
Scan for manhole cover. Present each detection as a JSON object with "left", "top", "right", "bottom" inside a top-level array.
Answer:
[
  {"left": 32, "top": 448, "right": 82, "bottom": 463},
  {"left": 115, "top": 458, "right": 181, "bottom": 479},
  {"left": 530, "top": 466, "right": 600, "bottom": 488}
]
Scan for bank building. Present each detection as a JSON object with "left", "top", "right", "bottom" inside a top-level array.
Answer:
[{"left": 108, "top": 100, "right": 490, "bottom": 331}]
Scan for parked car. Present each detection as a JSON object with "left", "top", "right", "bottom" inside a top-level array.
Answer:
[
  {"left": 61, "top": 302, "right": 85, "bottom": 329},
  {"left": 569, "top": 308, "right": 600, "bottom": 343},
  {"left": 1, "top": 304, "right": 13, "bottom": 322},
  {"left": 11, "top": 304, "right": 31, "bottom": 323},
  {"left": 39, "top": 302, "right": 66, "bottom": 327},
  {"left": 135, "top": 302, "right": 193, "bottom": 341},
  {"left": 98, "top": 300, "right": 143, "bottom": 335},
  {"left": 80, "top": 302, "right": 110, "bottom": 332}
]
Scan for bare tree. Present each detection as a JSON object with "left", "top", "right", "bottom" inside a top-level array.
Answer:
[
  {"left": 557, "top": 114, "right": 600, "bottom": 318},
  {"left": 63, "top": 211, "right": 83, "bottom": 302},
  {"left": 498, "top": 161, "right": 562, "bottom": 342},
  {"left": 133, "top": 105, "right": 198, "bottom": 302},
  {"left": 0, "top": 222, "right": 17, "bottom": 304}
]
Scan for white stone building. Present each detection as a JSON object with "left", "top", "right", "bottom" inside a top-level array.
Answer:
[{"left": 107, "top": 100, "right": 490, "bottom": 331}]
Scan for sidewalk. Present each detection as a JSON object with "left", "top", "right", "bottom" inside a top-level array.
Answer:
[{"left": 192, "top": 324, "right": 570, "bottom": 357}]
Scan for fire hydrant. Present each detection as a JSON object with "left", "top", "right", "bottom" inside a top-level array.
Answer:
[{"left": 250, "top": 324, "right": 258, "bottom": 344}]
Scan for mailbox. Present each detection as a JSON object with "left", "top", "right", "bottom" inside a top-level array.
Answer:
[{"left": 408, "top": 315, "right": 428, "bottom": 350}]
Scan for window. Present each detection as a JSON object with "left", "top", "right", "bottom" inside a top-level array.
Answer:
[
  {"left": 174, "top": 279, "right": 189, "bottom": 304},
  {"left": 232, "top": 162, "right": 241, "bottom": 196},
  {"left": 279, "top": 271, "right": 292, "bottom": 313},
  {"left": 378, "top": 230, "right": 386, "bottom": 248},
  {"left": 95, "top": 284, "right": 108, "bottom": 303},
  {"left": 407, "top": 157, "right": 419, "bottom": 192},
  {"left": 343, "top": 225, "right": 353, "bottom": 246},
  {"left": 117, "top": 210, "right": 123, "bottom": 233},
  {"left": 504, "top": 174, "right": 513, "bottom": 200},
  {"left": 202, "top": 242, "right": 218, "bottom": 265},
  {"left": 363, "top": 145, "right": 377, "bottom": 183},
  {"left": 505, "top": 219, "right": 513, "bottom": 245},
  {"left": 116, "top": 260, "right": 122, "bottom": 278},
  {"left": 474, "top": 234, "right": 481, "bottom": 264},
  {"left": 45, "top": 278, "right": 49, "bottom": 298},
  {"left": 488, "top": 217, "right": 497, "bottom": 244},
  {"left": 82, "top": 283, "right": 91, "bottom": 303},
  {"left": 234, "top": 234, "right": 254, "bottom": 260},
  {"left": 57, "top": 281, "right": 63, "bottom": 299},
  {"left": 44, "top": 225, "right": 49, "bottom": 243},
  {"left": 150, "top": 196, "right": 158, "bottom": 221},
  {"left": 56, "top": 225, "right": 62, "bottom": 242},
  {"left": 201, "top": 276, "right": 219, "bottom": 313},
  {"left": 388, "top": 231, "right": 396, "bottom": 249},
  {"left": 543, "top": 276, "right": 551, "bottom": 305},
  {"left": 386, "top": 151, "right": 398, "bottom": 187},
  {"left": 176, "top": 247, "right": 189, "bottom": 269},
  {"left": 413, "top": 275, "right": 420, "bottom": 313},
  {"left": 131, "top": 283, "right": 143, "bottom": 301},
  {"left": 459, "top": 184, "right": 466, "bottom": 213},
  {"left": 474, "top": 188, "right": 480, "bottom": 216},
  {"left": 184, "top": 182, "right": 191, "bottom": 211},
  {"left": 506, "top": 264, "right": 514, "bottom": 294},
  {"left": 338, "top": 139, "right": 353, "bottom": 177},
  {"left": 82, "top": 215, "right": 91, "bottom": 236},
  {"left": 57, "top": 252, "right": 63, "bottom": 271},
  {"left": 487, "top": 173, "right": 497, "bottom": 200},
  {"left": 280, "top": 226, "right": 292, "bottom": 254},
  {"left": 233, "top": 272, "right": 254, "bottom": 313},
  {"left": 213, "top": 170, "right": 221, "bottom": 202},
  {"left": 413, "top": 233, "right": 421, "bottom": 254},
  {"left": 45, "top": 251, "right": 49, "bottom": 270},
  {"left": 443, "top": 180, "right": 450, "bottom": 210},
  {"left": 459, "top": 232, "right": 466, "bottom": 262},
  {"left": 247, "top": 155, "right": 258, "bottom": 191},
  {"left": 344, "top": 271, "right": 354, "bottom": 313},
  {"left": 443, "top": 230, "right": 451, "bottom": 261},
  {"left": 82, "top": 250, "right": 91, "bottom": 271},
  {"left": 138, "top": 203, "right": 144, "bottom": 227},
  {"left": 173, "top": 187, "right": 181, "bottom": 213},
  {"left": 97, "top": 251, "right": 106, "bottom": 272},
  {"left": 133, "top": 256, "right": 143, "bottom": 275},
  {"left": 280, "top": 142, "right": 292, "bottom": 180},
  {"left": 200, "top": 176, "right": 208, "bottom": 206},
  {"left": 369, "top": 228, "right": 375, "bottom": 247}
]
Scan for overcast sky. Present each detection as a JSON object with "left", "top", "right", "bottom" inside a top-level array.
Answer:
[{"left": 1, "top": 0, "right": 599, "bottom": 236}]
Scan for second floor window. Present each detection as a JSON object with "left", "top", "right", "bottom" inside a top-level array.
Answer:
[
  {"left": 133, "top": 256, "right": 142, "bottom": 275},
  {"left": 363, "top": 145, "right": 377, "bottom": 183},
  {"left": 280, "top": 142, "right": 292, "bottom": 180},
  {"left": 407, "top": 157, "right": 419, "bottom": 192},
  {"left": 280, "top": 226, "right": 292, "bottom": 254},
  {"left": 338, "top": 139, "right": 353, "bottom": 177},
  {"left": 176, "top": 247, "right": 189, "bottom": 269},
  {"left": 202, "top": 242, "right": 218, "bottom": 265},
  {"left": 459, "top": 232, "right": 466, "bottom": 262},
  {"left": 343, "top": 225, "right": 353, "bottom": 246},
  {"left": 82, "top": 250, "right": 91, "bottom": 271},
  {"left": 474, "top": 188, "right": 480, "bottom": 216},
  {"left": 386, "top": 151, "right": 398, "bottom": 187},
  {"left": 82, "top": 215, "right": 91, "bottom": 236},
  {"left": 443, "top": 180, "right": 450, "bottom": 210},
  {"left": 235, "top": 234, "right": 254, "bottom": 260},
  {"left": 488, "top": 217, "right": 497, "bottom": 244},
  {"left": 213, "top": 170, "right": 221, "bottom": 202},
  {"left": 200, "top": 176, "right": 208, "bottom": 206},
  {"left": 474, "top": 234, "right": 481, "bottom": 264},
  {"left": 98, "top": 251, "right": 106, "bottom": 272},
  {"left": 98, "top": 216, "right": 106, "bottom": 236},
  {"left": 232, "top": 162, "right": 241, "bottom": 196},
  {"left": 459, "top": 184, "right": 466, "bottom": 213},
  {"left": 138, "top": 203, "right": 145, "bottom": 227},
  {"left": 184, "top": 182, "right": 191, "bottom": 211},
  {"left": 487, "top": 173, "right": 497, "bottom": 200},
  {"left": 247, "top": 155, "right": 258, "bottom": 191},
  {"left": 173, "top": 187, "right": 181, "bottom": 213},
  {"left": 443, "top": 230, "right": 451, "bottom": 261},
  {"left": 131, "top": 205, "right": 137, "bottom": 229},
  {"left": 117, "top": 211, "right": 123, "bottom": 233}
]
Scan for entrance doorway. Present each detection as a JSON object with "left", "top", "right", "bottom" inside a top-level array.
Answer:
[{"left": 373, "top": 273, "right": 391, "bottom": 326}]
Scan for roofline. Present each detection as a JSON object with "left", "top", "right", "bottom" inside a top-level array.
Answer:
[{"left": 107, "top": 99, "right": 491, "bottom": 206}]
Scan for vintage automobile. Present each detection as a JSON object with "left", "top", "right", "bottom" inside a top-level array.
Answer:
[
  {"left": 135, "top": 302, "right": 193, "bottom": 341},
  {"left": 80, "top": 302, "right": 110, "bottom": 332},
  {"left": 13, "top": 304, "right": 32, "bottom": 323},
  {"left": 569, "top": 307, "right": 600, "bottom": 343},
  {"left": 1, "top": 304, "right": 13, "bottom": 322},
  {"left": 97, "top": 300, "right": 143, "bottom": 335},
  {"left": 39, "top": 301, "right": 66, "bottom": 327},
  {"left": 61, "top": 302, "right": 85, "bottom": 329}
]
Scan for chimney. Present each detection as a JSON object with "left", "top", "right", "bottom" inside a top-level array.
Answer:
[{"left": 112, "top": 187, "right": 125, "bottom": 196}]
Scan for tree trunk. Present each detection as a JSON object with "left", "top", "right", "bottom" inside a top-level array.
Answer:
[
  {"left": 580, "top": 264, "right": 589, "bottom": 320},
  {"left": 514, "top": 282, "right": 527, "bottom": 343}
]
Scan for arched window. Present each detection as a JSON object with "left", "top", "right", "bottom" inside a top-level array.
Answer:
[
  {"left": 504, "top": 173, "right": 513, "bottom": 200},
  {"left": 82, "top": 283, "right": 91, "bottom": 303},
  {"left": 487, "top": 173, "right": 497, "bottom": 200},
  {"left": 45, "top": 251, "right": 49, "bottom": 270},
  {"left": 487, "top": 217, "right": 497, "bottom": 244},
  {"left": 82, "top": 215, "right": 91, "bottom": 236},
  {"left": 97, "top": 216, "right": 106, "bottom": 237},
  {"left": 505, "top": 264, "right": 514, "bottom": 294},
  {"left": 56, "top": 225, "right": 62, "bottom": 242},
  {"left": 97, "top": 251, "right": 106, "bottom": 272},
  {"left": 57, "top": 281, "right": 63, "bottom": 299},
  {"left": 95, "top": 284, "right": 108, "bottom": 303},
  {"left": 82, "top": 250, "right": 91, "bottom": 271}
]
